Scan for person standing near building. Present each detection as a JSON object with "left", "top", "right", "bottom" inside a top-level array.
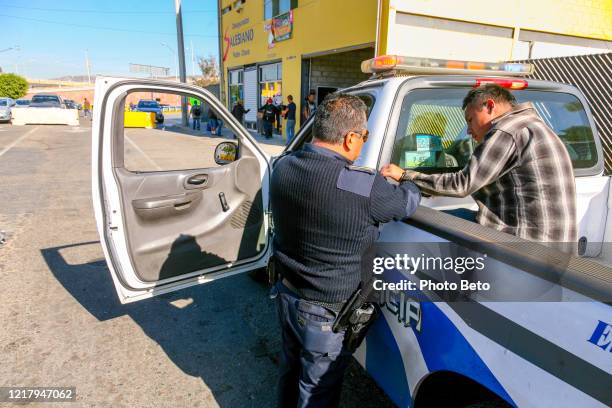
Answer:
[
  {"left": 207, "top": 106, "right": 219, "bottom": 135},
  {"left": 270, "top": 93, "right": 421, "bottom": 407},
  {"left": 83, "top": 97, "right": 91, "bottom": 119},
  {"left": 381, "top": 84, "right": 577, "bottom": 245},
  {"left": 301, "top": 89, "right": 317, "bottom": 125},
  {"left": 190, "top": 100, "right": 202, "bottom": 131},
  {"left": 282, "top": 95, "right": 296, "bottom": 145},
  {"left": 259, "top": 97, "right": 278, "bottom": 139},
  {"left": 231, "top": 99, "right": 250, "bottom": 125}
]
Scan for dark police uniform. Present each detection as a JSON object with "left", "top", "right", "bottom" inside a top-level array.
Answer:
[{"left": 270, "top": 143, "right": 420, "bottom": 407}]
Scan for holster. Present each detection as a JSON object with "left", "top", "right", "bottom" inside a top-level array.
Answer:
[{"left": 332, "top": 283, "right": 379, "bottom": 353}]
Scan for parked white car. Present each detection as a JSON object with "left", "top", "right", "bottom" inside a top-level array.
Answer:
[{"left": 0, "top": 97, "right": 16, "bottom": 122}]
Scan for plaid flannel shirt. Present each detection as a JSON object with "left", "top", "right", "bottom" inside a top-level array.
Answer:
[{"left": 409, "top": 102, "right": 577, "bottom": 243}]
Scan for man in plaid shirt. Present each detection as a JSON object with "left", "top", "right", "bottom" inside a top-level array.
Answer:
[{"left": 382, "top": 84, "right": 577, "bottom": 244}]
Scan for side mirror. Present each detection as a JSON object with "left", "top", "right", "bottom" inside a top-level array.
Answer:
[{"left": 214, "top": 142, "right": 238, "bottom": 165}]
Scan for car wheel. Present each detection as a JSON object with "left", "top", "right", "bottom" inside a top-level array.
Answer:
[{"left": 463, "top": 400, "right": 509, "bottom": 408}]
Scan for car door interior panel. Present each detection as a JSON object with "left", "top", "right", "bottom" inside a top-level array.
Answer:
[
  {"left": 115, "top": 153, "right": 264, "bottom": 282},
  {"left": 111, "top": 90, "right": 265, "bottom": 283}
]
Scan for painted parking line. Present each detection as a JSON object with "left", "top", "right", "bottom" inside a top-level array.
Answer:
[
  {"left": 0, "top": 126, "right": 39, "bottom": 158},
  {"left": 124, "top": 133, "right": 162, "bottom": 171}
]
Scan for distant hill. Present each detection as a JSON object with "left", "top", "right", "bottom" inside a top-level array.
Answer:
[{"left": 51, "top": 75, "right": 95, "bottom": 82}]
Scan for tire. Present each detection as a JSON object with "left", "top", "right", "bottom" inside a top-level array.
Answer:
[{"left": 463, "top": 400, "right": 509, "bottom": 408}]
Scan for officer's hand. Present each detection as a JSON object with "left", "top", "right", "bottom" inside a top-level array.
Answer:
[{"left": 380, "top": 163, "right": 405, "bottom": 182}]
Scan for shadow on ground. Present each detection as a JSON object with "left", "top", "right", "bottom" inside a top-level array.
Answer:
[{"left": 41, "top": 241, "right": 395, "bottom": 408}]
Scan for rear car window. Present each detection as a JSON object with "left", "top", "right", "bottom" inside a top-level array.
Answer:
[
  {"left": 291, "top": 92, "right": 376, "bottom": 150},
  {"left": 32, "top": 95, "right": 60, "bottom": 103},
  {"left": 391, "top": 88, "right": 598, "bottom": 172}
]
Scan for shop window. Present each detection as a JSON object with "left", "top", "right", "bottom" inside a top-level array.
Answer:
[
  {"left": 264, "top": 0, "right": 297, "bottom": 19},
  {"left": 228, "top": 69, "right": 244, "bottom": 109},
  {"left": 259, "top": 62, "right": 282, "bottom": 108}
]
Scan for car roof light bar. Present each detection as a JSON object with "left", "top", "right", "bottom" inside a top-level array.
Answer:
[{"left": 361, "top": 55, "right": 534, "bottom": 77}]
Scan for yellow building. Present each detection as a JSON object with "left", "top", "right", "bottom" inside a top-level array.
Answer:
[{"left": 220, "top": 0, "right": 611, "bottom": 136}]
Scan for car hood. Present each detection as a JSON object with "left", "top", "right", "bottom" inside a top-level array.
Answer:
[{"left": 0, "top": 107, "right": 10, "bottom": 113}]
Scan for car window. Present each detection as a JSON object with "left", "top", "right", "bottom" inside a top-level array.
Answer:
[
  {"left": 16, "top": 100, "right": 29, "bottom": 105},
  {"left": 291, "top": 93, "right": 376, "bottom": 151},
  {"left": 391, "top": 88, "right": 598, "bottom": 172},
  {"left": 516, "top": 90, "right": 597, "bottom": 169},
  {"left": 32, "top": 95, "right": 60, "bottom": 103},
  {"left": 0, "top": 100, "right": 7, "bottom": 106},
  {"left": 124, "top": 91, "right": 232, "bottom": 172},
  {"left": 138, "top": 101, "right": 159, "bottom": 108}
]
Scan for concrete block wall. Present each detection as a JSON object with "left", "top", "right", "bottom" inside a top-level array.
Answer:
[{"left": 309, "top": 47, "right": 374, "bottom": 93}]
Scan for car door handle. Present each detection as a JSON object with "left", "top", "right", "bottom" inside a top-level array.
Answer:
[{"left": 187, "top": 174, "right": 208, "bottom": 185}]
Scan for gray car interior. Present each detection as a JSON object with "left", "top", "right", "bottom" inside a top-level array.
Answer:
[{"left": 112, "top": 94, "right": 265, "bottom": 283}]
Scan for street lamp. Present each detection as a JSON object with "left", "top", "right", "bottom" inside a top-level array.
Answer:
[{"left": 161, "top": 42, "right": 179, "bottom": 82}]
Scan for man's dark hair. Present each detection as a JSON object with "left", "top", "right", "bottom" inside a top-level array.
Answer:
[
  {"left": 288, "top": 95, "right": 293, "bottom": 101},
  {"left": 462, "top": 84, "right": 517, "bottom": 110},
  {"left": 312, "top": 93, "right": 367, "bottom": 144}
]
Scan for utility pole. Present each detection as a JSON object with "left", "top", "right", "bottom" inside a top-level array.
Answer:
[
  {"left": 190, "top": 40, "right": 196, "bottom": 77},
  {"left": 217, "top": 0, "right": 225, "bottom": 106},
  {"left": 175, "top": 0, "right": 188, "bottom": 126},
  {"left": 85, "top": 50, "right": 92, "bottom": 84}
]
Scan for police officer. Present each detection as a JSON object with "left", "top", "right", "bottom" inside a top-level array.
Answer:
[{"left": 270, "top": 93, "right": 421, "bottom": 407}]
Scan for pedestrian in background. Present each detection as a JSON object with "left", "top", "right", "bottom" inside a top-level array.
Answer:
[
  {"left": 83, "top": 97, "right": 91, "bottom": 119},
  {"left": 231, "top": 99, "right": 250, "bottom": 139},
  {"left": 270, "top": 93, "right": 421, "bottom": 407},
  {"left": 207, "top": 107, "right": 219, "bottom": 135},
  {"left": 190, "top": 100, "right": 202, "bottom": 131},
  {"left": 282, "top": 95, "right": 296, "bottom": 145},
  {"left": 231, "top": 99, "right": 250, "bottom": 125},
  {"left": 259, "top": 98, "right": 278, "bottom": 139},
  {"left": 301, "top": 89, "right": 317, "bottom": 125}
]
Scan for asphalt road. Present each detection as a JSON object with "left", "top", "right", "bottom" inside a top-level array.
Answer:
[{"left": 0, "top": 119, "right": 394, "bottom": 407}]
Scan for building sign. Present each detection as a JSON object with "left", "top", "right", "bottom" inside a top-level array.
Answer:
[
  {"left": 223, "top": 18, "right": 254, "bottom": 62},
  {"left": 265, "top": 10, "right": 293, "bottom": 49},
  {"left": 272, "top": 11, "right": 293, "bottom": 42}
]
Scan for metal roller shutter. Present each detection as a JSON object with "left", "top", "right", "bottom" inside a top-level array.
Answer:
[{"left": 244, "top": 67, "right": 257, "bottom": 125}]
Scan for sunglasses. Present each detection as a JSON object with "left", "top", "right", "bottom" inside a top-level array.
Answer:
[{"left": 348, "top": 128, "right": 369, "bottom": 143}]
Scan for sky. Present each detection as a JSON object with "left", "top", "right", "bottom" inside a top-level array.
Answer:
[{"left": 0, "top": 0, "right": 220, "bottom": 79}]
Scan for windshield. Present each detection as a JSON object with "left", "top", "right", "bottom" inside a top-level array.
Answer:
[
  {"left": 0, "top": 100, "right": 7, "bottom": 106},
  {"left": 32, "top": 95, "right": 60, "bottom": 103},
  {"left": 16, "top": 100, "right": 29, "bottom": 105},
  {"left": 138, "top": 101, "right": 159, "bottom": 108},
  {"left": 391, "top": 88, "right": 598, "bottom": 171}
]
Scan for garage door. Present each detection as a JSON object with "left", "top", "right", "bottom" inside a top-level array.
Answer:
[{"left": 244, "top": 67, "right": 257, "bottom": 126}]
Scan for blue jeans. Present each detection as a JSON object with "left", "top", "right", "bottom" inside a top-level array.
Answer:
[
  {"left": 272, "top": 281, "right": 350, "bottom": 408},
  {"left": 263, "top": 121, "right": 273, "bottom": 138},
  {"left": 286, "top": 119, "right": 296, "bottom": 144},
  {"left": 208, "top": 118, "right": 218, "bottom": 134},
  {"left": 192, "top": 118, "right": 200, "bottom": 130}
]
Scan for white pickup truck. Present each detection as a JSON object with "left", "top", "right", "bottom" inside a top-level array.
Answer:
[
  {"left": 12, "top": 93, "right": 79, "bottom": 126},
  {"left": 92, "top": 55, "right": 611, "bottom": 408}
]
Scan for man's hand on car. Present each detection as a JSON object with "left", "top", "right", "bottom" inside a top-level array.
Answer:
[{"left": 380, "top": 163, "right": 418, "bottom": 182}]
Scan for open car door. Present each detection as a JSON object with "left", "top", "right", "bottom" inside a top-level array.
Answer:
[{"left": 91, "top": 77, "right": 272, "bottom": 303}]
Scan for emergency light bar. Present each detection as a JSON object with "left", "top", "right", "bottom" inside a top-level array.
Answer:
[{"left": 361, "top": 55, "right": 534, "bottom": 77}]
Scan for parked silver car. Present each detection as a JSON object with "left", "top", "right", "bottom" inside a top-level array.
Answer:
[{"left": 0, "top": 97, "right": 16, "bottom": 122}]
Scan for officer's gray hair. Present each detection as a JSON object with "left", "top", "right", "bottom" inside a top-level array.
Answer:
[{"left": 312, "top": 93, "right": 367, "bottom": 144}]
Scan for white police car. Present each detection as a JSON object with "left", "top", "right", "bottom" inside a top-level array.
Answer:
[{"left": 92, "top": 55, "right": 612, "bottom": 408}]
